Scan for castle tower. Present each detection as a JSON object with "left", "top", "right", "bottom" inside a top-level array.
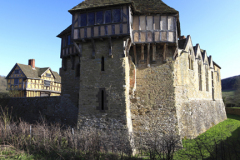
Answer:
[{"left": 57, "top": 0, "right": 227, "bottom": 152}]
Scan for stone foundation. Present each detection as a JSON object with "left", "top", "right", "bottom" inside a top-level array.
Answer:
[{"left": 176, "top": 99, "right": 227, "bottom": 139}]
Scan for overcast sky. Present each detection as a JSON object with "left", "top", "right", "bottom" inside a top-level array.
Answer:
[{"left": 0, "top": 0, "right": 239, "bottom": 79}]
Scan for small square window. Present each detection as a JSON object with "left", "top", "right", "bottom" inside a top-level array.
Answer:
[
  {"left": 44, "top": 80, "right": 51, "bottom": 87},
  {"left": 14, "top": 70, "right": 19, "bottom": 74},
  {"left": 46, "top": 73, "right": 51, "bottom": 78},
  {"left": 81, "top": 13, "right": 87, "bottom": 27},
  {"left": 105, "top": 10, "right": 111, "bottom": 23},
  {"left": 88, "top": 12, "right": 95, "bottom": 26}
]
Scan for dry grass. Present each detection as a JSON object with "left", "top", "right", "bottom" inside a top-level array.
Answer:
[{"left": 1, "top": 105, "right": 240, "bottom": 160}]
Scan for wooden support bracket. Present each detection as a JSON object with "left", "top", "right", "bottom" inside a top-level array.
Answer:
[
  {"left": 152, "top": 43, "right": 156, "bottom": 63},
  {"left": 125, "top": 38, "right": 131, "bottom": 57},
  {"left": 147, "top": 43, "right": 150, "bottom": 66},
  {"left": 73, "top": 42, "right": 82, "bottom": 57},
  {"left": 173, "top": 46, "right": 178, "bottom": 60},
  {"left": 108, "top": 37, "right": 113, "bottom": 58},
  {"left": 133, "top": 44, "right": 137, "bottom": 66},
  {"left": 140, "top": 44, "right": 145, "bottom": 63},
  {"left": 163, "top": 43, "right": 167, "bottom": 62},
  {"left": 91, "top": 39, "right": 96, "bottom": 59}
]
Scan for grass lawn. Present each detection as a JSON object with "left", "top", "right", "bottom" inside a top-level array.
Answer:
[{"left": 174, "top": 114, "right": 240, "bottom": 159}]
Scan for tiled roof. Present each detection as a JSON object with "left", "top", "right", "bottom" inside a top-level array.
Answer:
[
  {"left": 57, "top": 25, "right": 72, "bottom": 38},
  {"left": 69, "top": 0, "right": 179, "bottom": 14},
  {"left": 10, "top": 63, "right": 61, "bottom": 83}
]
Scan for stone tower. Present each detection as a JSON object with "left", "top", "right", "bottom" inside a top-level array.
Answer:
[{"left": 57, "top": 0, "right": 227, "bottom": 151}]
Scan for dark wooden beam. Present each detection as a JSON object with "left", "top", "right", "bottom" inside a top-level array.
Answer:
[
  {"left": 152, "top": 43, "right": 156, "bottom": 63},
  {"left": 73, "top": 42, "right": 82, "bottom": 57},
  {"left": 141, "top": 44, "right": 145, "bottom": 61},
  {"left": 133, "top": 44, "right": 137, "bottom": 66},
  {"left": 91, "top": 39, "right": 96, "bottom": 59},
  {"left": 173, "top": 46, "right": 178, "bottom": 60},
  {"left": 108, "top": 37, "right": 113, "bottom": 58},
  {"left": 163, "top": 43, "right": 167, "bottom": 62},
  {"left": 147, "top": 43, "right": 150, "bottom": 66}
]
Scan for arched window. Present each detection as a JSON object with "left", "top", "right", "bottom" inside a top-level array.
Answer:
[
  {"left": 198, "top": 61, "right": 202, "bottom": 91},
  {"left": 205, "top": 65, "right": 209, "bottom": 91}
]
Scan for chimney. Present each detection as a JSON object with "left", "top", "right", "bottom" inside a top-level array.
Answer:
[
  {"left": 28, "top": 59, "right": 35, "bottom": 69},
  {"left": 179, "top": 35, "right": 186, "bottom": 40}
]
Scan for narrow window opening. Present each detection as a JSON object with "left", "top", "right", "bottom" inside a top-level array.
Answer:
[
  {"left": 101, "top": 57, "right": 105, "bottom": 71},
  {"left": 101, "top": 90, "right": 104, "bottom": 110},
  {"left": 212, "top": 71, "right": 214, "bottom": 100},
  {"left": 76, "top": 63, "right": 80, "bottom": 77},
  {"left": 188, "top": 57, "right": 191, "bottom": 70},
  {"left": 198, "top": 62, "right": 202, "bottom": 91},
  {"left": 206, "top": 66, "right": 209, "bottom": 91}
]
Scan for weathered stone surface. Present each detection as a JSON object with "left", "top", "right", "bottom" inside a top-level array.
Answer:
[{"left": 0, "top": 96, "right": 78, "bottom": 127}]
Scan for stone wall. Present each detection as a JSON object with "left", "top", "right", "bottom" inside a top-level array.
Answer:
[
  {"left": 0, "top": 96, "right": 78, "bottom": 127},
  {"left": 60, "top": 55, "right": 80, "bottom": 107},
  {"left": 129, "top": 45, "right": 181, "bottom": 144},
  {"left": 174, "top": 46, "right": 227, "bottom": 139},
  {"left": 77, "top": 38, "right": 134, "bottom": 151}
]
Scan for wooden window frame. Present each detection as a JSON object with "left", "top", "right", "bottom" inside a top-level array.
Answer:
[
  {"left": 44, "top": 80, "right": 51, "bottom": 87},
  {"left": 14, "top": 79, "right": 19, "bottom": 85},
  {"left": 46, "top": 73, "right": 51, "bottom": 78}
]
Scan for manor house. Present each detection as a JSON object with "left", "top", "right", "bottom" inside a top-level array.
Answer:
[
  {"left": 6, "top": 59, "right": 61, "bottom": 97},
  {"left": 57, "top": 0, "right": 227, "bottom": 149}
]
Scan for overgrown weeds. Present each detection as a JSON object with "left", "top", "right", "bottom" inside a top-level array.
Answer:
[{"left": 1, "top": 105, "right": 240, "bottom": 160}]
